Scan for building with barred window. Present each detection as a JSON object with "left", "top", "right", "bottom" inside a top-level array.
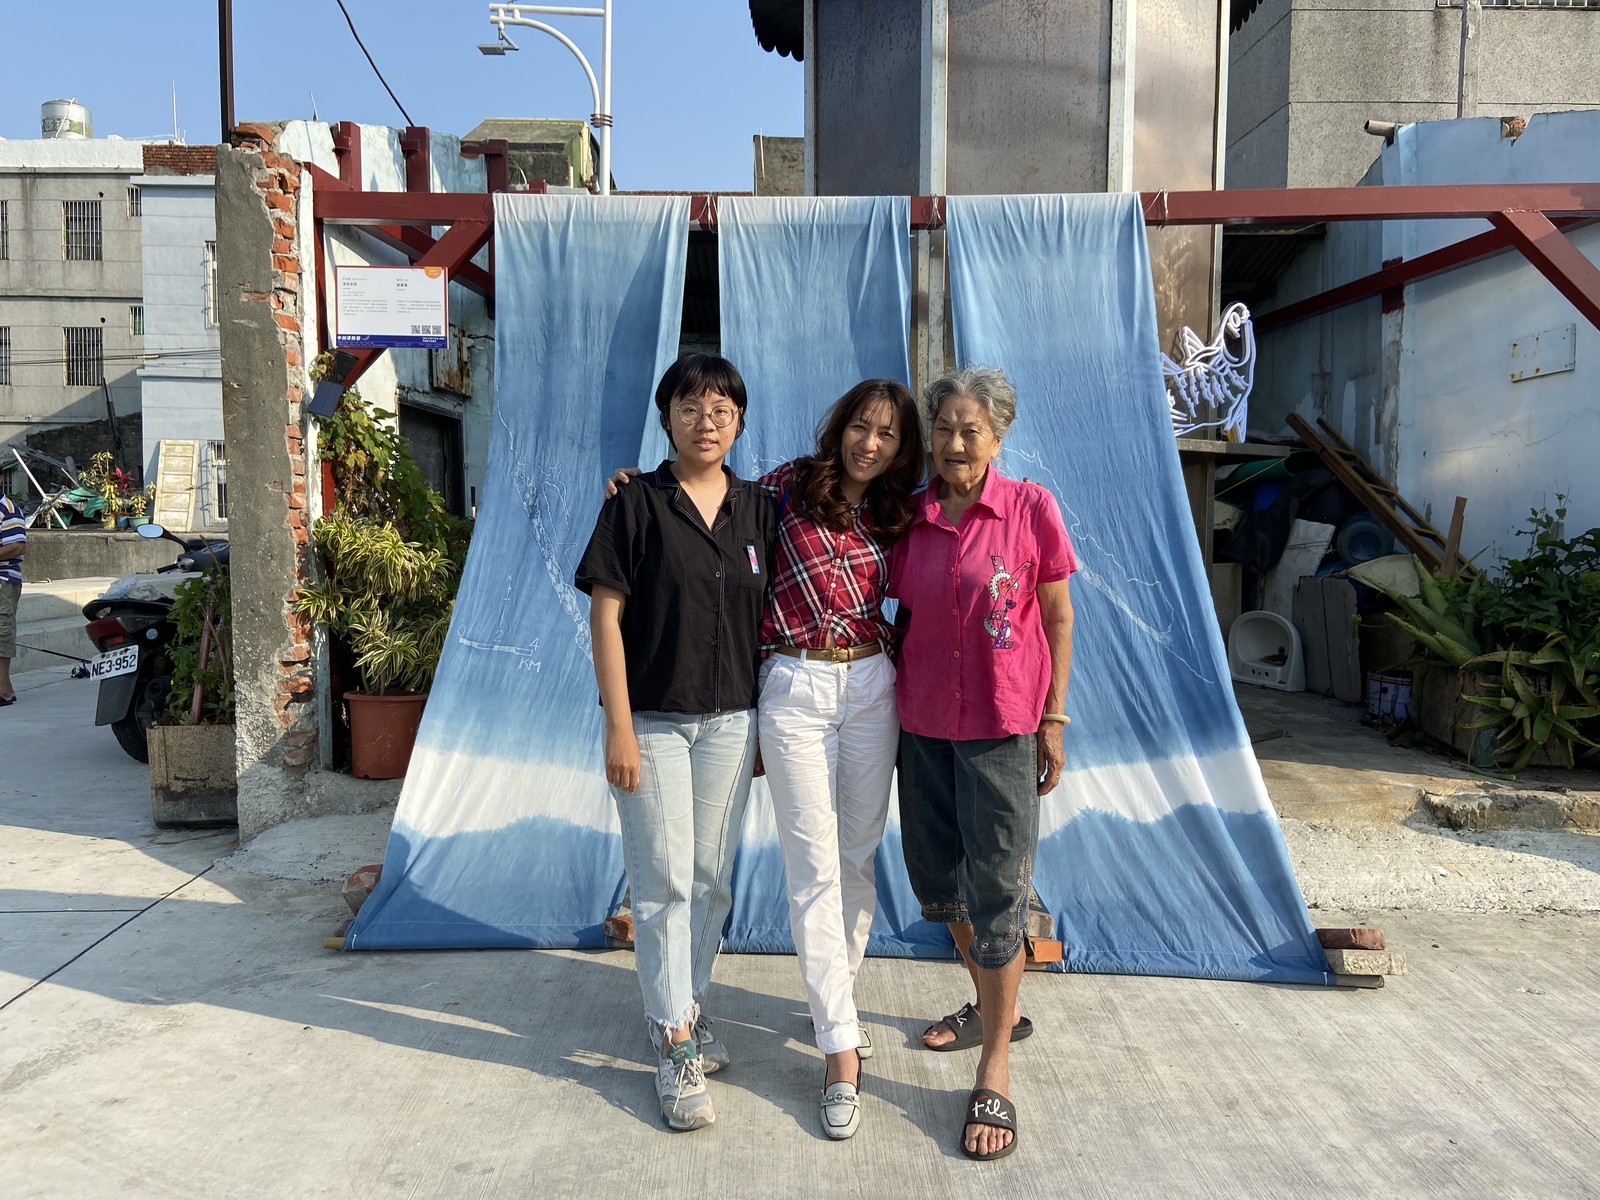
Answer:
[
  {"left": 0, "top": 132, "right": 220, "bottom": 525},
  {"left": 0, "top": 136, "right": 146, "bottom": 483}
]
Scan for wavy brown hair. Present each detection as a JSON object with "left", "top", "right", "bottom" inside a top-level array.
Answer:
[{"left": 789, "top": 379, "right": 923, "bottom": 540}]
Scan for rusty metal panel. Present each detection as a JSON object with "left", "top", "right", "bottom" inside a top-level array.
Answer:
[
  {"left": 814, "top": 0, "right": 922, "bottom": 196},
  {"left": 1134, "top": 0, "right": 1223, "bottom": 348},
  {"left": 946, "top": 0, "right": 1112, "bottom": 195}
]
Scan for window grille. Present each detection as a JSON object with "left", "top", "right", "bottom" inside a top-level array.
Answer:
[
  {"left": 1436, "top": 0, "right": 1599, "bottom": 6},
  {"left": 64, "top": 326, "right": 103, "bottom": 387},
  {"left": 0, "top": 328, "right": 11, "bottom": 386},
  {"left": 127, "top": 186, "right": 142, "bottom": 217},
  {"left": 130, "top": 305, "right": 145, "bottom": 337},
  {"left": 63, "top": 200, "right": 103, "bottom": 261},
  {"left": 204, "top": 241, "right": 219, "bottom": 327},
  {"left": 208, "top": 438, "right": 230, "bottom": 518},
  {"left": 0, "top": 200, "right": 8, "bottom": 260}
]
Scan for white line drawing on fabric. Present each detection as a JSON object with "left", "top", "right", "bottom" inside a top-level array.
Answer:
[
  {"left": 501, "top": 413, "right": 594, "bottom": 662},
  {"left": 1005, "top": 446, "right": 1212, "bottom": 684},
  {"left": 455, "top": 635, "right": 543, "bottom": 671}
]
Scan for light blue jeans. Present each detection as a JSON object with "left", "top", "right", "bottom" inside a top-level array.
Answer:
[{"left": 613, "top": 708, "right": 758, "bottom": 1034}]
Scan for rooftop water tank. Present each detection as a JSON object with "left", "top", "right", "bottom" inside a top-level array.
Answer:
[{"left": 41, "top": 100, "right": 92, "bottom": 140}]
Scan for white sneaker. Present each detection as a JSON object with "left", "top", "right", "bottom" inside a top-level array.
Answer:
[
  {"left": 657, "top": 1039, "right": 714, "bottom": 1132},
  {"left": 820, "top": 1080, "right": 861, "bottom": 1140},
  {"left": 693, "top": 1012, "right": 730, "bottom": 1074}
]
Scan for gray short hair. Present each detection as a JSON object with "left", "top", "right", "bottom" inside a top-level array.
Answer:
[{"left": 923, "top": 366, "right": 1018, "bottom": 440}]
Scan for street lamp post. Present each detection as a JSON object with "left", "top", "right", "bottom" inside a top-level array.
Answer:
[{"left": 481, "top": 3, "right": 613, "bottom": 196}]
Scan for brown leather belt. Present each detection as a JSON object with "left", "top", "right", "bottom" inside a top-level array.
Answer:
[{"left": 775, "top": 640, "right": 883, "bottom": 664}]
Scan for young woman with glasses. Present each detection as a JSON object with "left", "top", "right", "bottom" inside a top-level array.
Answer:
[
  {"left": 607, "top": 377, "right": 924, "bottom": 1140},
  {"left": 576, "top": 354, "right": 778, "bottom": 1134}
]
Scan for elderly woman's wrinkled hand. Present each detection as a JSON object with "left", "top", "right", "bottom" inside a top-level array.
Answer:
[{"left": 1036, "top": 721, "right": 1065, "bottom": 795}]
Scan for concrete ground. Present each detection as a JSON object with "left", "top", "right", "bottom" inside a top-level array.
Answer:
[{"left": 5, "top": 664, "right": 1600, "bottom": 1198}]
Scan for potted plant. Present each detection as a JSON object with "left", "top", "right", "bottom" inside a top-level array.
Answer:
[
  {"left": 78, "top": 450, "right": 153, "bottom": 529},
  {"left": 148, "top": 567, "right": 238, "bottom": 826},
  {"left": 1368, "top": 505, "right": 1600, "bottom": 772},
  {"left": 296, "top": 512, "right": 460, "bottom": 776},
  {"left": 295, "top": 366, "right": 470, "bottom": 778}
]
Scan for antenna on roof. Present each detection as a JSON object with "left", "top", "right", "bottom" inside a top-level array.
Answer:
[
  {"left": 172, "top": 82, "right": 181, "bottom": 144},
  {"left": 310, "top": 91, "right": 320, "bottom": 122}
]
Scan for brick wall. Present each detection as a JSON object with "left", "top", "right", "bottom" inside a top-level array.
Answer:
[
  {"left": 143, "top": 144, "right": 219, "bottom": 176},
  {"left": 25, "top": 413, "right": 144, "bottom": 484}
]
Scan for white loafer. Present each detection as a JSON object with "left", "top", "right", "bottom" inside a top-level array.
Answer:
[
  {"left": 820, "top": 1080, "right": 861, "bottom": 1140},
  {"left": 856, "top": 1023, "right": 874, "bottom": 1060}
]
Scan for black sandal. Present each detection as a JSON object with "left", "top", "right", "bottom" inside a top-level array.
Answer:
[
  {"left": 961, "top": 1087, "right": 1018, "bottom": 1160},
  {"left": 924, "top": 1002, "right": 1035, "bottom": 1052}
]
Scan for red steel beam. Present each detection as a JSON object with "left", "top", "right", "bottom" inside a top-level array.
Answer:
[
  {"left": 1254, "top": 216, "right": 1591, "bottom": 333},
  {"left": 400, "top": 125, "right": 431, "bottom": 193},
  {"left": 332, "top": 121, "right": 361, "bottom": 188},
  {"left": 308, "top": 165, "right": 495, "bottom": 300},
  {"left": 1139, "top": 183, "right": 1600, "bottom": 226},
  {"left": 313, "top": 188, "right": 495, "bottom": 225},
  {"left": 1490, "top": 209, "right": 1600, "bottom": 333}
]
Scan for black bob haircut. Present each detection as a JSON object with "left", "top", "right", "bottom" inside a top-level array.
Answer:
[{"left": 654, "top": 353, "right": 748, "bottom": 434}]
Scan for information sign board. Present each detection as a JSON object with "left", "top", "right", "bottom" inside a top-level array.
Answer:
[{"left": 335, "top": 265, "right": 449, "bottom": 350}]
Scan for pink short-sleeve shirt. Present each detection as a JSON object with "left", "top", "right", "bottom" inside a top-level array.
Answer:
[{"left": 888, "top": 469, "right": 1077, "bottom": 740}]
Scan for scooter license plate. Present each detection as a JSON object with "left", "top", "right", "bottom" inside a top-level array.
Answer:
[{"left": 90, "top": 645, "right": 141, "bottom": 680}]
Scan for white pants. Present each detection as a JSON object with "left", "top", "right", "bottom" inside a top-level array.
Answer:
[{"left": 759, "top": 651, "right": 899, "bottom": 1055}]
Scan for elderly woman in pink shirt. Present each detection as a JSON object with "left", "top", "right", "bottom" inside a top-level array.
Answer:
[{"left": 888, "top": 366, "right": 1076, "bottom": 1162}]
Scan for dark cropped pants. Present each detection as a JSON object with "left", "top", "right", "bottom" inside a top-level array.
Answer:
[{"left": 897, "top": 730, "right": 1039, "bottom": 970}]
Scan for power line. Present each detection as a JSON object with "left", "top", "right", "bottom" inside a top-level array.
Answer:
[
  {"left": 1, "top": 349, "right": 219, "bottom": 370},
  {"left": 333, "top": 0, "right": 416, "bottom": 127}
]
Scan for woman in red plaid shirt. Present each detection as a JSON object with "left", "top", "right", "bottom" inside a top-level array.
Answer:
[{"left": 610, "top": 377, "right": 922, "bottom": 1140}]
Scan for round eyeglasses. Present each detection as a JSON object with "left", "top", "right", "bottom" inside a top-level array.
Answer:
[{"left": 675, "top": 403, "right": 739, "bottom": 428}]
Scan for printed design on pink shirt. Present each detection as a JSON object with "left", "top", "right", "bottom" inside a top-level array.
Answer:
[{"left": 983, "top": 555, "right": 1035, "bottom": 650}]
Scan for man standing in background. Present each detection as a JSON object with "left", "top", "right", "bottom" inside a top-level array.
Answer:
[{"left": 0, "top": 492, "right": 25, "bottom": 706}]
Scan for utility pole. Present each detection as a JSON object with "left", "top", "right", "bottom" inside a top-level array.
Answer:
[{"left": 219, "top": 0, "right": 236, "bottom": 143}]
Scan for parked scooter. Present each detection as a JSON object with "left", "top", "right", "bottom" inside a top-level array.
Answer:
[{"left": 81, "top": 523, "right": 230, "bottom": 762}]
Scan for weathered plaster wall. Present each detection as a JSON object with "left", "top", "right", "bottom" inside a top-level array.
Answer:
[
  {"left": 216, "top": 127, "right": 319, "bottom": 839},
  {"left": 1227, "top": 0, "right": 1600, "bottom": 190},
  {"left": 1249, "top": 111, "right": 1600, "bottom": 564}
]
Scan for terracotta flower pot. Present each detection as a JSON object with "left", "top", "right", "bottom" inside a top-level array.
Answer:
[{"left": 345, "top": 690, "right": 427, "bottom": 779}]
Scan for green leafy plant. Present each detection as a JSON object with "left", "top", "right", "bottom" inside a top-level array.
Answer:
[
  {"left": 296, "top": 359, "right": 470, "bottom": 695},
  {"left": 294, "top": 512, "right": 457, "bottom": 694},
  {"left": 310, "top": 354, "right": 468, "bottom": 554},
  {"left": 78, "top": 451, "right": 153, "bottom": 528},
  {"left": 1369, "top": 504, "right": 1600, "bottom": 770},
  {"left": 163, "top": 572, "right": 234, "bottom": 725}
]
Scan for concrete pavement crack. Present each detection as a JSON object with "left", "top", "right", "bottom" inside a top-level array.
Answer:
[{"left": 0, "top": 866, "right": 216, "bottom": 1012}]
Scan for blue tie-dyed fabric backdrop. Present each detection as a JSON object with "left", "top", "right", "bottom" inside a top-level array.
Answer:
[{"left": 348, "top": 192, "right": 1330, "bottom": 985}]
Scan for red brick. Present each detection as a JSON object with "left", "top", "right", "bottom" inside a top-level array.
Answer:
[
  {"left": 264, "top": 191, "right": 294, "bottom": 212},
  {"left": 1317, "top": 928, "right": 1387, "bottom": 951},
  {"left": 272, "top": 254, "right": 299, "bottom": 273},
  {"left": 273, "top": 312, "right": 300, "bottom": 332}
]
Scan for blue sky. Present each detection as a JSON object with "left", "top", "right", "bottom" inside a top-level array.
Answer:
[{"left": 0, "top": 1, "right": 802, "bottom": 192}]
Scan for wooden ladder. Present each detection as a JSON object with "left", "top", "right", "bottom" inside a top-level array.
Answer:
[{"left": 1286, "top": 413, "right": 1475, "bottom": 578}]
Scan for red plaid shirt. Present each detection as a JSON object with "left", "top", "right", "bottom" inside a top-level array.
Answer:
[{"left": 757, "top": 460, "right": 895, "bottom": 651}]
